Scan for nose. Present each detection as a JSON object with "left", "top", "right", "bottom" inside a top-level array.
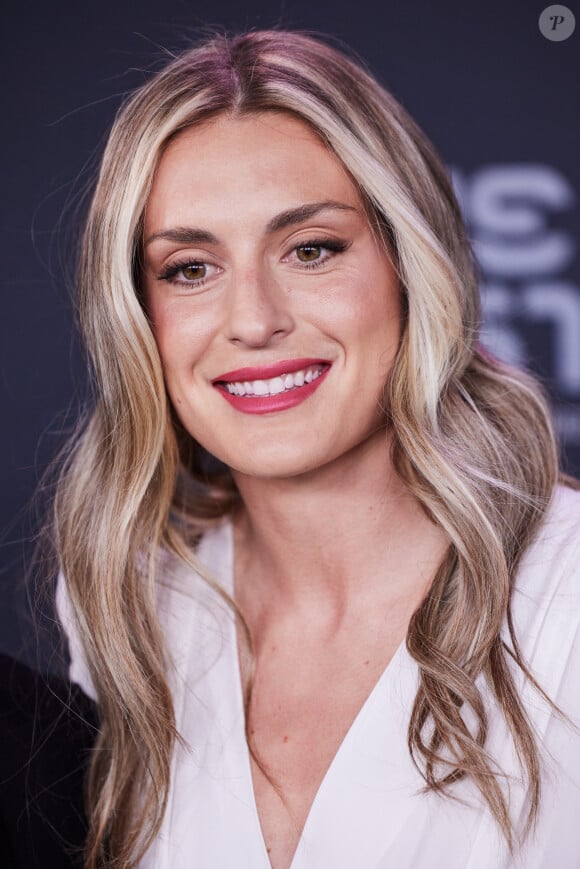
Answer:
[{"left": 224, "top": 265, "right": 294, "bottom": 348}]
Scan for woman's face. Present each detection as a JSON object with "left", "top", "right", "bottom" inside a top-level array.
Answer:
[{"left": 142, "top": 112, "right": 401, "bottom": 479}]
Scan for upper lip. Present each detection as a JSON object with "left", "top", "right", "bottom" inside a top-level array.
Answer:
[{"left": 213, "top": 358, "right": 331, "bottom": 383}]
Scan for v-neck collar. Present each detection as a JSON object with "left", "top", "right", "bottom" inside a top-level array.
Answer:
[
  {"left": 87, "top": 488, "right": 580, "bottom": 869},
  {"left": 149, "top": 516, "right": 548, "bottom": 869},
  {"left": 289, "top": 644, "right": 422, "bottom": 868},
  {"left": 210, "top": 519, "right": 426, "bottom": 869}
]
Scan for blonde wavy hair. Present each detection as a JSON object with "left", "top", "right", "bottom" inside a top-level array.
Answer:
[{"left": 53, "top": 29, "right": 566, "bottom": 868}]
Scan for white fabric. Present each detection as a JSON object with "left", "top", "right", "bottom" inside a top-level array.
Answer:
[{"left": 57, "top": 485, "right": 580, "bottom": 868}]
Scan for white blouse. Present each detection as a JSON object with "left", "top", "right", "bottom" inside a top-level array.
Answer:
[{"left": 58, "top": 485, "right": 580, "bottom": 868}]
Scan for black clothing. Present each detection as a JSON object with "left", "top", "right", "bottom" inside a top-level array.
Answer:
[{"left": 0, "top": 653, "right": 98, "bottom": 868}]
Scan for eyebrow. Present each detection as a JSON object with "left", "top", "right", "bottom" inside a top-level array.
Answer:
[
  {"left": 143, "top": 200, "right": 358, "bottom": 248},
  {"left": 266, "top": 200, "right": 357, "bottom": 233}
]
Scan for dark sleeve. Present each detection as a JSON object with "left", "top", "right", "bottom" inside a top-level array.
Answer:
[{"left": 0, "top": 653, "right": 99, "bottom": 869}]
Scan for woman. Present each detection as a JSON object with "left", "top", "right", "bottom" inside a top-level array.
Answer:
[{"left": 54, "top": 29, "right": 580, "bottom": 869}]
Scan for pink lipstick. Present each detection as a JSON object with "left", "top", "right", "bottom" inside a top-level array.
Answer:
[{"left": 213, "top": 358, "right": 331, "bottom": 415}]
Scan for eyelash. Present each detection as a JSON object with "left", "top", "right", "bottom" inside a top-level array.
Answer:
[
  {"left": 156, "top": 237, "right": 350, "bottom": 288},
  {"left": 156, "top": 259, "right": 217, "bottom": 288},
  {"left": 287, "top": 237, "right": 349, "bottom": 268}
]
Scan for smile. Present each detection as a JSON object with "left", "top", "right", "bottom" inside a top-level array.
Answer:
[
  {"left": 224, "top": 365, "right": 324, "bottom": 396},
  {"left": 213, "top": 359, "right": 331, "bottom": 415}
]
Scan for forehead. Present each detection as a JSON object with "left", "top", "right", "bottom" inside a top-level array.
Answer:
[{"left": 144, "top": 112, "right": 365, "bottom": 230}]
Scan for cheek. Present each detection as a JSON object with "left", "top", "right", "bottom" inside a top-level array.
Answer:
[
  {"left": 359, "top": 262, "right": 401, "bottom": 344},
  {"left": 148, "top": 300, "right": 215, "bottom": 380},
  {"left": 316, "top": 262, "right": 401, "bottom": 349}
]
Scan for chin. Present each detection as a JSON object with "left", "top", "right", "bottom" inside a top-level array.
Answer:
[
  {"left": 228, "top": 455, "right": 321, "bottom": 481},
  {"left": 215, "top": 441, "right": 334, "bottom": 481}
]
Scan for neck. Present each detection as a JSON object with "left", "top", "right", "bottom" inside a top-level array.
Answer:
[{"left": 231, "top": 429, "right": 445, "bottom": 620}]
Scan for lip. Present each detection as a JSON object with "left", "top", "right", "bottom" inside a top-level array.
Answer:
[
  {"left": 213, "top": 360, "right": 331, "bottom": 415},
  {"left": 212, "top": 358, "right": 331, "bottom": 383}
]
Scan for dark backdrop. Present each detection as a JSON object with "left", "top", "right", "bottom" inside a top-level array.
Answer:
[{"left": 2, "top": 0, "right": 579, "bottom": 671}]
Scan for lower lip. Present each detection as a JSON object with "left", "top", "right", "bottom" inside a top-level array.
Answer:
[{"left": 215, "top": 366, "right": 331, "bottom": 415}]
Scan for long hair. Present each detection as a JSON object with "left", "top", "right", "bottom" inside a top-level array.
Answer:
[{"left": 53, "top": 30, "right": 562, "bottom": 867}]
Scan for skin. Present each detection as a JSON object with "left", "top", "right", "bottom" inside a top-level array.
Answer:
[{"left": 142, "top": 112, "right": 449, "bottom": 869}]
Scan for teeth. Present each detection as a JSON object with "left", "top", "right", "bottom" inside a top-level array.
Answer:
[
  {"left": 224, "top": 365, "right": 325, "bottom": 397},
  {"left": 268, "top": 376, "right": 285, "bottom": 395},
  {"left": 253, "top": 380, "right": 269, "bottom": 396}
]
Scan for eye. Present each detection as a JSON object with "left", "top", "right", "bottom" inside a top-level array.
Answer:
[
  {"left": 181, "top": 263, "right": 207, "bottom": 281},
  {"left": 156, "top": 259, "right": 220, "bottom": 288},
  {"left": 286, "top": 238, "right": 350, "bottom": 269},
  {"left": 295, "top": 244, "right": 324, "bottom": 263}
]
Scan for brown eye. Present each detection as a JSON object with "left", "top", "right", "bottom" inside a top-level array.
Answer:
[
  {"left": 182, "top": 263, "right": 207, "bottom": 280},
  {"left": 296, "top": 245, "right": 322, "bottom": 263}
]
